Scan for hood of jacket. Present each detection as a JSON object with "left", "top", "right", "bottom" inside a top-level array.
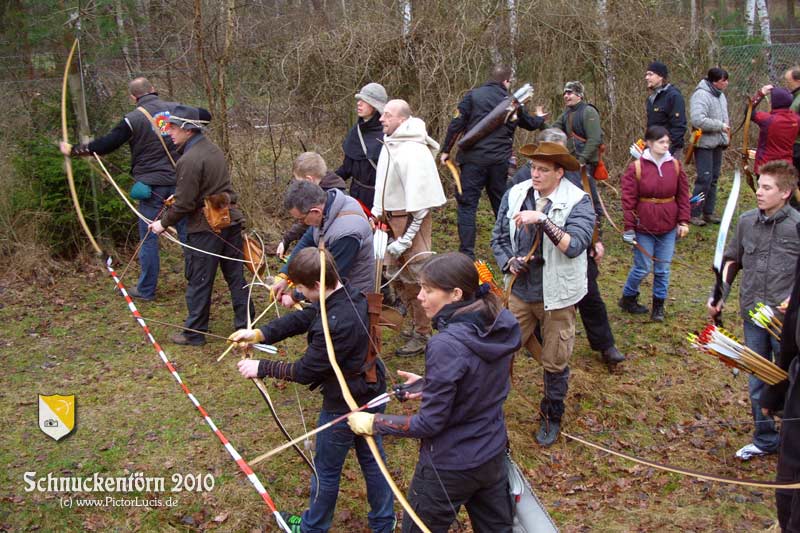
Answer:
[
  {"left": 433, "top": 302, "right": 521, "bottom": 364},
  {"left": 695, "top": 79, "right": 722, "bottom": 98},
  {"left": 385, "top": 117, "right": 440, "bottom": 155},
  {"left": 319, "top": 170, "right": 347, "bottom": 191}
]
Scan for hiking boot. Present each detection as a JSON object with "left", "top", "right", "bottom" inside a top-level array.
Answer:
[
  {"left": 601, "top": 346, "right": 626, "bottom": 366},
  {"left": 703, "top": 213, "right": 722, "bottom": 224},
  {"left": 396, "top": 332, "right": 429, "bottom": 357},
  {"left": 170, "top": 332, "right": 206, "bottom": 346},
  {"left": 535, "top": 417, "right": 561, "bottom": 447},
  {"left": 651, "top": 297, "right": 665, "bottom": 322},
  {"left": 399, "top": 323, "right": 415, "bottom": 340},
  {"left": 279, "top": 512, "right": 302, "bottom": 533},
  {"left": 689, "top": 216, "right": 707, "bottom": 227},
  {"left": 735, "top": 443, "right": 771, "bottom": 461},
  {"left": 618, "top": 293, "right": 649, "bottom": 314},
  {"left": 127, "top": 287, "right": 155, "bottom": 301}
]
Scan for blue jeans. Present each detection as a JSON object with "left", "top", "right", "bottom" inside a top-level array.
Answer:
[
  {"left": 301, "top": 408, "right": 395, "bottom": 532},
  {"left": 137, "top": 185, "right": 186, "bottom": 298},
  {"left": 743, "top": 321, "right": 780, "bottom": 452},
  {"left": 692, "top": 147, "right": 723, "bottom": 217},
  {"left": 622, "top": 229, "right": 676, "bottom": 300}
]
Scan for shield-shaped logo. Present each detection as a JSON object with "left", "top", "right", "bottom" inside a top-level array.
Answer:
[{"left": 38, "top": 394, "right": 75, "bottom": 441}]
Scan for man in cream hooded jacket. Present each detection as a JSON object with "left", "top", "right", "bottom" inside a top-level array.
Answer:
[{"left": 373, "top": 99, "right": 447, "bottom": 356}]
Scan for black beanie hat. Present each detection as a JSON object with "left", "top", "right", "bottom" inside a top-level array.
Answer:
[{"left": 647, "top": 61, "right": 669, "bottom": 79}]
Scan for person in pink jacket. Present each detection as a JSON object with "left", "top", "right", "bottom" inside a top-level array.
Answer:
[{"left": 618, "top": 125, "right": 691, "bottom": 322}]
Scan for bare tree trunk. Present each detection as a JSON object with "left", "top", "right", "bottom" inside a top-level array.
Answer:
[
  {"left": 114, "top": 0, "right": 134, "bottom": 77},
  {"left": 508, "top": 0, "right": 517, "bottom": 75},
  {"left": 788, "top": 0, "right": 797, "bottom": 29},
  {"left": 598, "top": 0, "right": 616, "bottom": 137},
  {"left": 216, "top": 0, "right": 236, "bottom": 157},
  {"left": 754, "top": 0, "right": 775, "bottom": 80},
  {"left": 755, "top": 0, "right": 771, "bottom": 45},
  {"left": 745, "top": 0, "right": 755, "bottom": 36},
  {"left": 194, "top": 0, "right": 217, "bottom": 122},
  {"left": 401, "top": 0, "right": 411, "bottom": 37},
  {"left": 690, "top": 0, "right": 698, "bottom": 44}
]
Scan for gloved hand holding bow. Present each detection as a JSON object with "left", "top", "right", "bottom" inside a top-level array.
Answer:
[
  {"left": 348, "top": 412, "right": 375, "bottom": 436},
  {"left": 622, "top": 230, "right": 636, "bottom": 246}
]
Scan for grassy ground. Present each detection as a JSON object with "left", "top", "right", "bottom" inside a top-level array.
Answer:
[{"left": 0, "top": 180, "right": 782, "bottom": 532}]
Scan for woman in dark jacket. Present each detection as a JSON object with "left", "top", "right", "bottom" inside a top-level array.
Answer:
[
  {"left": 348, "top": 252, "right": 521, "bottom": 533},
  {"left": 618, "top": 125, "right": 691, "bottom": 322},
  {"left": 336, "top": 83, "right": 388, "bottom": 210}
]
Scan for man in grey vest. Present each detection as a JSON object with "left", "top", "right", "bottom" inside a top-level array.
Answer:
[
  {"left": 59, "top": 77, "right": 186, "bottom": 301},
  {"left": 491, "top": 142, "right": 595, "bottom": 447},
  {"left": 272, "top": 181, "right": 375, "bottom": 307}
]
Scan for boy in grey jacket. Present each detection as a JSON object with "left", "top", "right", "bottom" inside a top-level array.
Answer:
[{"left": 707, "top": 160, "right": 800, "bottom": 460}]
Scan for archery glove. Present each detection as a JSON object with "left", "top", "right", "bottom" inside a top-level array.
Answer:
[
  {"left": 347, "top": 412, "right": 375, "bottom": 436},
  {"left": 508, "top": 257, "right": 530, "bottom": 274},
  {"left": 386, "top": 237, "right": 412, "bottom": 258},
  {"left": 228, "top": 328, "right": 265, "bottom": 347},
  {"left": 622, "top": 230, "right": 636, "bottom": 246}
]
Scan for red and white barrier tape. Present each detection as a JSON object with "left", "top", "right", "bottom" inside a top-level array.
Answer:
[{"left": 105, "top": 258, "right": 291, "bottom": 532}]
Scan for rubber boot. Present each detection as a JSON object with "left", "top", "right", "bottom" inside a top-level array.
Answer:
[
  {"left": 618, "top": 293, "right": 649, "bottom": 314},
  {"left": 651, "top": 297, "right": 665, "bottom": 322}
]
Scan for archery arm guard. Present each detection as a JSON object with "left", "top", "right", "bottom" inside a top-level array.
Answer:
[
  {"left": 542, "top": 217, "right": 566, "bottom": 247},
  {"left": 372, "top": 413, "right": 412, "bottom": 434}
]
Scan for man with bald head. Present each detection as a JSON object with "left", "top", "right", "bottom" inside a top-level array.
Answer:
[
  {"left": 373, "top": 99, "right": 446, "bottom": 356},
  {"left": 59, "top": 77, "right": 185, "bottom": 301}
]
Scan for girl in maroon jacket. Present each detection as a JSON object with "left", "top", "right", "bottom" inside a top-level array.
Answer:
[
  {"left": 750, "top": 86, "right": 800, "bottom": 174},
  {"left": 618, "top": 126, "right": 691, "bottom": 321}
]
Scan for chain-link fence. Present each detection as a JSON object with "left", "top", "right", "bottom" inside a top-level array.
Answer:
[
  {"left": 717, "top": 29, "right": 800, "bottom": 129},
  {"left": 707, "top": 28, "right": 799, "bottom": 171}
]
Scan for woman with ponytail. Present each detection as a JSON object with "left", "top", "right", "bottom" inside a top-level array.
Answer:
[{"left": 349, "top": 252, "right": 521, "bottom": 533}]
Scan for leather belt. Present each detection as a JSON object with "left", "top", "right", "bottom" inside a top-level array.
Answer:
[{"left": 639, "top": 196, "right": 675, "bottom": 204}]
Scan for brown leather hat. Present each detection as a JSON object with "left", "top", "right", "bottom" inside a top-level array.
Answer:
[
  {"left": 519, "top": 143, "right": 538, "bottom": 157},
  {"left": 520, "top": 141, "right": 580, "bottom": 171}
]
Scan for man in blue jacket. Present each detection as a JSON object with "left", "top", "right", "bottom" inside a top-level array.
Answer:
[
  {"left": 645, "top": 61, "right": 687, "bottom": 159},
  {"left": 440, "top": 64, "right": 545, "bottom": 259}
]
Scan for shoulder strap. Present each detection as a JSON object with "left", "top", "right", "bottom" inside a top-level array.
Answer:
[
  {"left": 136, "top": 106, "right": 177, "bottom": 168},
  {"left": 634, "top": 159, "right": 642, "bottom": 181},
  {"left": 673, "top": 159, "right": 680, "bottom": 174},
  {"left": 335, "top": 209, "right": 367, "bottom": 219},
  {"left": 356, "top": 122, "right": 378, "bottom": 171},
  {"left": 567, "top": 107, "right": 588, "bottom": 143}
]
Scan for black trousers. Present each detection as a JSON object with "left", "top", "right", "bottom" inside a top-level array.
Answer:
[
  {"left": 402, "top": 451, "right": 512, "bottom": 533},
  {"left": 456, "top": 161, "right": 509, "bottom": 259},
  {"left": 776, "top": 360, "right": 800, "bottom": 532},
  {"left": 794, "top": 143, "right": 800, "bottom": 178},
  {"left": 577, "top": 254, "right": 615, "bottom": 352},
  {"left": 183, "top": 224, "right": 254, "bottom": 342}
]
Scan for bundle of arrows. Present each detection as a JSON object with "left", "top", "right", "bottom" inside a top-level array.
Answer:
[
  {"left": 475, "top": 260, "right": 504, "bottom": 298},
  {"left": 687, "top": 324, "right": 788, "bottom": 385},
  {"left": 749, "top": 302, "right": 784, "bottom": 342}
]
